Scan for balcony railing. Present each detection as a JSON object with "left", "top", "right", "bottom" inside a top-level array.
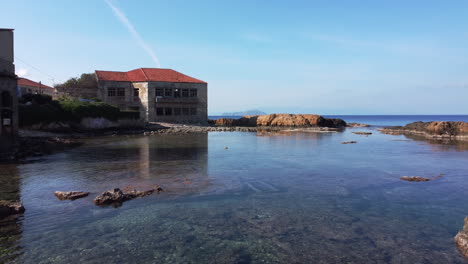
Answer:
[{"left": 155, "top": 97, "right": 199, "bottom": 104}]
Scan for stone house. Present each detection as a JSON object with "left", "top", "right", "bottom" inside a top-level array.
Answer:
[
  {"left": 95, "top": 68, "right": 208, "bottom": 124},
  {"left": 0, "top": 28, "right": 18, "bottom": 154},
  {"left": 17, "top": 78, "right": 56, "bottom": 97}
]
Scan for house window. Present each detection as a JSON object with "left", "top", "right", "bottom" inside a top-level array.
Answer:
[
  {"left": 174, "top": 108, "right": 181, "bottom": 116},
  {"left": 117, "top": 88, "right": 125, "bottom": 97},
  {"left": 133, "top": 88, "right": 139, "bottom": 96},
  {"left": 190, "top": 108, "right": 197, "bottom": 115},
  {"left": 182, "top": 108, "right": 189, "bottom": 115},
  {"left": 108, "top": 88, "right": 116, "bottom": 97},
  {"left": 164, "top": 88, "right": 173, "bottom": 97},
  {"left": 190, "top": 89, "right": 197, "bottom": 97},
  {"left": 182, "top": 89, "right": 189, "bottom": 97},
  {"left": 174, "top": 89, "right": 181, "bottom": 98},
  {"left": 165, "top": 108, "right": 172, "bottom": 116},
  {"left": 156, "top": 107, "right": 164, "bottom": 116},
  {"left": 156, "top": 88, "right": 163, "bottom": 97}
]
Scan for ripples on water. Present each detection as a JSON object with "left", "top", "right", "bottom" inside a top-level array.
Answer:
[{"left": 1, "top": 129, "right": 468, "bottom": 263}]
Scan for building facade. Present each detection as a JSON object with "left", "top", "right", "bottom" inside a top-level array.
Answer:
[
  {"left": 18, "top": 78, "right": 56, "bottom": 97},
  {"left": 0, "top": 28, "right": 18, "bottom": 155},
  {"left": 95, "top": 68, "right": 208, "bottom": 124}
]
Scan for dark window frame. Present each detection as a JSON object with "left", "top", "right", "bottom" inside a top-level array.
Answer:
[
  {"left": 190, "top": 108, "right": 197, "bottom": 116},
  {"left": 182, "top": 108, "right": 189, "bottom": 115},
  {"left": 174, "top": 108, "right": 181, "bottom": 116},
  {"left": 182, "top": 89, "right": 189, "bottom": 97},
  {"left": 156, "top": 88, "right": 163, "bottom": 97},
  {"left": 190, "top": 89, "right": 198, "bottom": 97},
  {"left": 133, "top": 88, "right": 139, "bottom": 97},
  {"left": 108, "top": 87, "right": 116, "bottom": 97},
  {"left": 117, "top": 88, "right": 125, "bottom": 97},
  {"left": 164, "top": 88, "right": 173, "bottom": 97},
  {"left": 165, "top": 107, "right": 172, "bottom": 116},
  {"left": 156, "top": 107, "right": 164, "bottom": 116}
]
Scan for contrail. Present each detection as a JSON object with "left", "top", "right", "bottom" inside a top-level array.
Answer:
[{"left": 104, "top": 0, "right": 161, "bottom": 67}]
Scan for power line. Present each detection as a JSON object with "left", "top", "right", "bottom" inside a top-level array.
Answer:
[{"left": 14, "top": 55, "right": 61, "bottom": 82}]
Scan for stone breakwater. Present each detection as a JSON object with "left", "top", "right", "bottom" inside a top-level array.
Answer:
[
  {"left": 144, "top": 126, "right": 341, "bottom": 135},
  {"left": 380, "top": 121, "right": 468, "bottom": 141},
  {"left": 214, "top": 114, "right": 347, "bottom": 128}
]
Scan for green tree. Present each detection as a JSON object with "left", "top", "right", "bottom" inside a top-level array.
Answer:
[{"left": 54, "top": 73, "right": 98, "bottom": 98}]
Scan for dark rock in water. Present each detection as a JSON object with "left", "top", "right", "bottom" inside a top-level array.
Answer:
[
  {"left": 352, "top": 132, "right": 372, "bottom": 135},
  {"left": 342, "top": 141, "right": 357, "bottom": 144},
  {"left": 54, "top": 191, "right": 90, "bottom": 200},
  {"left": 400, "top": 176, "right": 430, "bottom": 182},
  {"left": 94, "top": 188, "right": 156, "bottom": 206},
  {"left": 0, "top": 200, "right": 25, "bottom": 217},
  {"left": 455, "top": 217, "right": 468, "bottom": 258}
]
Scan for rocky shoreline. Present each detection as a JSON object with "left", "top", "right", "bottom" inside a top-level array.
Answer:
[{"left": 380, "top": 121, "right": 468, "bottom": 141}]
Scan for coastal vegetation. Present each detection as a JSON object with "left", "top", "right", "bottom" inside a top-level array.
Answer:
[{"left": 18, "top": 94, "right": 137, "bottom": 127}]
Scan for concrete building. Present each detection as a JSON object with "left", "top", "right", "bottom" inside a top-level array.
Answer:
[
  {"left": 95, "top": 68, "right": 208, "bottom": 124},
  {"left": 18, "top": 78, "right": 56, "bottom": 97},
  {"left": 0, "top": 28, "right": 18, "bottom": 155}
]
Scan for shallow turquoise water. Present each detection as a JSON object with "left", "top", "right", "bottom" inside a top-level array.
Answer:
[{"left": 1, "top": 129, "right": 468, "bottom": 263}]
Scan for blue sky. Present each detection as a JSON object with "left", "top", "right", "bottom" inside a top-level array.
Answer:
[{"left": 1, "top": 0, "right": 468, "bottom": 114}]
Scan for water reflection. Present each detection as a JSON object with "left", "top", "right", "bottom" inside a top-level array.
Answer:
[
  {"left": 1, "top": 131, "right": 468, "bottom": 263},
  {"left": 392, "top": 133, "right": 468, "bottom": 151}
]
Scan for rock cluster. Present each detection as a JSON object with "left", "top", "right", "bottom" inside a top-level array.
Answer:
[
  {"left": 381, "top": 121, "right": 468, "bottom": 140},
  {"left": 54, "top": 191, "right": 90, "bottom": 200},
  {"left": 93, "top": 188, "right": 155, "bottom": 206},
  {"left": 455, "top": 217, "right": 468, "bottom": 258},
  {"left": 341, "top": 141, "right": 357, "bottom": 144},
  {"left": 0, "top": 200, "right": 25, "bottom": 218},
  {"left": 400, "top": 176, "right": 430, "bottom": 182},
  {"left": 214, "top": 114, "right": 346, "bottom": 128}
]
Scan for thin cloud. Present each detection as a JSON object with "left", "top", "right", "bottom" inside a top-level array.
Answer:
[
  {"left": 16, "top": 68, "right": 29, "bottom": 77},
  {"left": 104, "top": 0, "right": 161, "bottom": 67}
]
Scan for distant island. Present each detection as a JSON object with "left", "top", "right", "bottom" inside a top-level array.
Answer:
[{"left": 222, "top": 109, "right": 266, "bottom": 116}]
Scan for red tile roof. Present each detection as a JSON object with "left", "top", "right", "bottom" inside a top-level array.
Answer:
[
  {"left": 17, "top": 78, "right": 55, "bottom": 90},
  {"left": 95, "top": 68, "right": 206, "bottom": 84}
]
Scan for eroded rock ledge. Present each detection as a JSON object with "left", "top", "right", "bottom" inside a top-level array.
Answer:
[
  {"left": 380, "top": 121, "right": 468, "bottom": 141},
  {"left": 214, "top": 114, "right": 347, "bottom": 128}
]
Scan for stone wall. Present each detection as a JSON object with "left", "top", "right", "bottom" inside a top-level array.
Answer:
[
  {"left": 0, "top": 76, "right": 18, "bottom": 155},
  {"left": 98, "top": 80, "right": 208, "bottom": 124},
  {"left": 149, "top": 81, "right": 208, "bottom": 124}
]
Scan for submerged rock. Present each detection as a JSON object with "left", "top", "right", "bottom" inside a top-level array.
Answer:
[
  {"left": 400, "top": 176, "right": 430, "bottom": 182},
  {"left": 455, "top": 217, "right": 468, "bottom": 258},
  {"left": 54, "top": 191, "right": 90, "bottom": 201},
  {"left": 342, "top": 141, "right": 357, "bottom": 144},
  {"left": 352, "top": 132, "right": 372, "bottom": 135},
  {"left": 347, "top": 123, "right": 371, "bottom": 127},
  {"left": 93, "top": 188, "right": 156, "bottom": 206},
  {"left": 0, "top": 200, "right": 25, "bottom": 218}
]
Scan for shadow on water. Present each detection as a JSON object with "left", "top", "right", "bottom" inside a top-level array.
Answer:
[{"left": 0, "top": 165, "right": 23, "bottom": 263}]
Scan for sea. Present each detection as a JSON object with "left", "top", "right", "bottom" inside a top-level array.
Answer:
[{"left": 1, "top": 115, "right": 468, "bottom": 263}]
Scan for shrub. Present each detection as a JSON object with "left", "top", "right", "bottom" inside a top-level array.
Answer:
[{"left": 19, "top": 97, "right": 130, "bottom": 127}]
